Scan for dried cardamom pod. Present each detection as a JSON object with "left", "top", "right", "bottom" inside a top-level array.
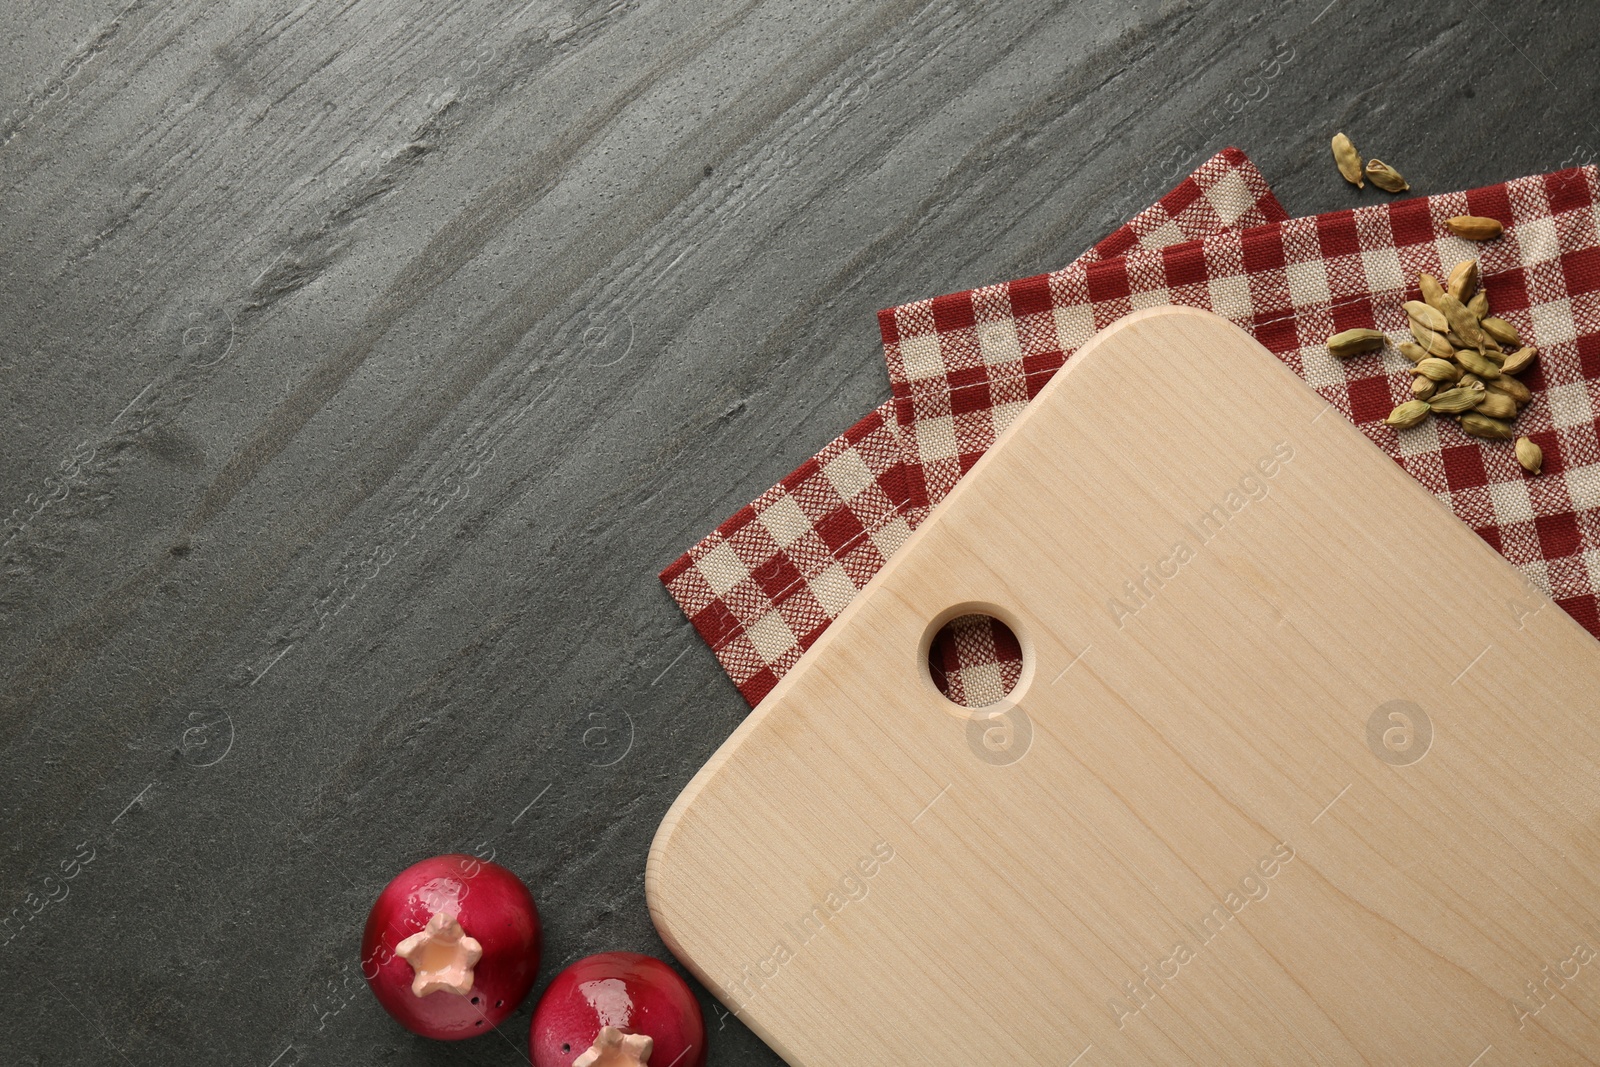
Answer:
[
  {"left": 1428, "top": 387, "right": 1485, "bottom": 414},
  {"left": 1500, "top": 346, "right": 1538, "bottom": 376},
  {"left": 1437, "top": 293, "right": 1487, "bottom": 350},
  {"left": 1332, "top": 133, "right": 1364, "bottom": 188},
  {"left": 1447, "top": 215, "right": 1504, "bottom": 241},
  {"left": 1455, "top": 346, "right": 1501, "bottom": 380},
  {"left": 1404, "top": 300, "right": 1448, "bottom": 333},
  {"left": 1468, "top": 291, "right": 1490, "bottom": 320},
  {"left": 1447, "top": 259, "right": 1480, "bottom": 302},
  {"left": 1459, "top": 412, "right": 1514, "bottom": 440},
  {"left": 1327, "top": 327, "right": 1387, "bottom": 358},
  {"left": 1481, "top": 317, "right": 1519, "bottom": 346},
  {"left": 1454, "top": 333, "right": 1499, "bottom": 355},
  {"left": 1487, "top": 375, "right": 1533, "bottom": 405},
  {"left": 1366, "top": 159, "right": 1410, "bottom": 193},
  {"left": 1458, "top": 373, "right": 1486, "bottom": 392},
  {"left": 1410, "top": 376, "right": 1437, "bottom": 400},
  {"left": 1515, "top": 436, "right": 1543, "bottom": 475},
  {"left": 1414, "top": 357, "right": 1461, "bottom": 382},
  {"left": 1409, "top": 322, "right": 1455, "bottom": 358},
  {"left": 1418, "top": 273, "right": 1447, "bottom": 311},
  {"left": 1398, "top": 341, "right": 1431, "bottom": 363},
  {"left": 1475, "top": 392, "right": 1519, "bottom": 420},
  {"left": 1386, "top": 400, "right": 1432, "bottom": 428}
]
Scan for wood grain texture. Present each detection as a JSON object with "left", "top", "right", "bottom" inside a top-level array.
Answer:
[
  {"left": 3, "top": 1, "right": 1600, "bottom": 1063},
  {"left": 649, "top": 308, "right": 1600, "bottom": 1066}
]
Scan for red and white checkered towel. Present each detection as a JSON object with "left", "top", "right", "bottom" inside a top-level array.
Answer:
[
  {"left": 661, "top": 149, "right": 1286, "bottom": 704},
  {"left": 663, "top": 150, "right": 1600, "bottom": 707}
]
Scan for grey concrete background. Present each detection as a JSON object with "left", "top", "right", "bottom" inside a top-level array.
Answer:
[{"left": 2, "top": 0, "right": 1595, "bottom": 1063}]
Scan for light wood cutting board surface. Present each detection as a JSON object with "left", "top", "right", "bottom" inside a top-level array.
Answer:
[{"left": 647, "top": 307, "right": 1600, "bottom": 1066}]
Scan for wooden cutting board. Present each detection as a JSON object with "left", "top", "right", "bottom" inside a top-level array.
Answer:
[{"left": 647, "top": 307, "right": 1600, "bottom": 1066}]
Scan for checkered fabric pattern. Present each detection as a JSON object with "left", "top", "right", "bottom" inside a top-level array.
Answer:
[
  {"left": 880, "top": 165, "right": 1600, "bottom": 644},
  {"left": 659, "top": 401, "right": 912, "bottom": 705},
  {"left": 927, "top": 612, "right": 1025, "bottom": 710},
  {"left": 884, "top": 145, "right": 1290, "bottom": 514},
  {"left": 662, "top": 148, "right": 1286, "bottom": 706},
  {"left": 1073, "top": 146, "right": 1289, "bottom": 268}
]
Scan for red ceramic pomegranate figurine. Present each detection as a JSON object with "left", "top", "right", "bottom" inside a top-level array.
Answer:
[
  {"left": 362, "top": 854, "right": 541, "bottom": 1039},
  {"left": 530, "top": 951, "right": 706, "bottom": 1067}
]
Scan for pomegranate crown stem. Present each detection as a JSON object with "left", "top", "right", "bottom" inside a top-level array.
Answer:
[
  {"left": 573, "top": 1025, "right": 654, "bottom": 1067},
  {"left": 394, "top": 911, "right": 483, "bottom": 997}
]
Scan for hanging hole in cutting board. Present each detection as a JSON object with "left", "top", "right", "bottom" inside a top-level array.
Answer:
[{"left": 924, "top": 611, "right": 1025, "bottom": 709}]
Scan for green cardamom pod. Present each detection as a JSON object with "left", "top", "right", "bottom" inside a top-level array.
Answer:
[
  {"left": 1447, "top": 259, "right": 1480, "bottom": 302},
  {"left": 1515, "top": 436, "right": 1543, "bottom": 475},
  {"left": 1386, "top": 400, "right": 1432, "bottom": 429},
  {"left": 1327, "top": 328, "right": 1386, "bottom": 358},
  {"left": 1459, "top": 412, "right": 1513, "bottom": 440},
  {"left": 1366, "top": 158, "right": 1410, "bottom": 193},
  {"left": 1332, "top": 133, "right": 1364, "bottom": 188},
  {"left": 1481, "top": 317, "right": 1520, "bottom": 346},
  {"left": 1418, "top": 273, "right": 1447, "bottom": 311},
  {"left": 1455, "top": 346, "right": 1501, "bottom": 380},
  {"left": 1403, "top": 301, "right": 1448, "bottom": 333},
  {"left": 1428, "top": 387, "right": 1485, "bottom": 414},
  {"left": 1500, "top": 346, "right": 1537, "bottom": 376},
  {"left": 1438, "top": 293, "right": 1487, "bottom": 350},
  {"left": 1414, "top": 358, "right": 1461, "bottom": 382},
  {"left": 1488, "top": 375, "right": 1532, "bottom": 405},
  {"left": 1475, "top": 392, "right": 1519, "bottom": 420},
  {"left": 1448, "top": 216, "right": 1504, "bottom": 241},
  {"left": 1409, "top": 322, "right": 1454, "bottom": 358}
]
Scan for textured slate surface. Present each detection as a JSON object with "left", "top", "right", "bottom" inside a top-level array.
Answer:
[{"left": 2, "top": 1, "right": 1596, "bottom": 1064}]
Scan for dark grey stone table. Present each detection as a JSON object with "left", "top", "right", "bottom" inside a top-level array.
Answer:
[{"left": 3, "top": 1, "right": 1595, "bottom": 1063}]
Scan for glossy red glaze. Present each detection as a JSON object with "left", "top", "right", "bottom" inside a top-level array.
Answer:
[
  {"left": 361, "top": 854, "right": 541, "bottom": 1040},
  {"left": 530, "top": 952, "right": 706, "bottom": 1067}
]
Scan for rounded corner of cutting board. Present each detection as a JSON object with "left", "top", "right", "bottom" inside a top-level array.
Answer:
[
  {"left": 1117, "top": 303, "right": 1229, "bottom": 327},
  {"left": 644, "top": 794, "right": 693, "bottom": 936},
  {"left": 646, "top": 647, "right": 819, "bottom": 952},
  {"left": 645, "top": 744, "right": 739, "bottom": 962},
  {"left": 1090, "top": 304, "right": 1261, "bottom": 354},
  {"left": 645, "top": 785, "right": 747, "bottom": 1024},
  {"left": 642, "top": 860, "right": 688, "bottom": 967},
  {"left": 1036, "top": 306, "right": 1275, "bottom": 404}
]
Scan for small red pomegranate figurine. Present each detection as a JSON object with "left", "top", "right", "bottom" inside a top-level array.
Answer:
[
  {"left": 362, "top": 854, "right": 541, "bottom": 1039},
  {"left": 531, "top": 951, "right": 706, "bottom": 1067}
]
